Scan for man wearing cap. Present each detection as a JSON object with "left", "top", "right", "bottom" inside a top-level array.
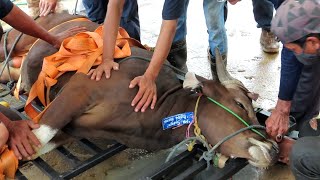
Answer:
[
  {"left": 267, "top": 0, "right": 320, "bottom": 139},
  {"left": 270, "top": 0, "right": 320, "bottom": 179}
]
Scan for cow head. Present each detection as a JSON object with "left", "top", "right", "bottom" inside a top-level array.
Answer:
[{"left": 183, "top": 49, "right": 279, "bottom": 168}]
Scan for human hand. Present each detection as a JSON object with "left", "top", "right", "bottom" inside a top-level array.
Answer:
[
  {"left": 51, "top": 26, "right": 87, "bottom": 48},
  {"left": 88, "top": 60, "right": 119, "bottom": 81},
  {"left": 39, "top": 0, "right": 57, "bottom": 16},
  {"left": 265, "top": 109, "right": 290, "bottom": 142},
  {"left": 129, "top": 74, "right": 157, "bottom": 112},
  {"left": 6, "top": 120, "right": 40, "bottom": 160}
]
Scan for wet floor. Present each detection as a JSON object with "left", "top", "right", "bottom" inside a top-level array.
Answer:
[{"left": 5, "top": 0, "right": 294, "bottom": 179}]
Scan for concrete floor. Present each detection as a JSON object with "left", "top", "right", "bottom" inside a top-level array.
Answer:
[{"left": 5, "top": 0, "right": 295, "bottom": 179}]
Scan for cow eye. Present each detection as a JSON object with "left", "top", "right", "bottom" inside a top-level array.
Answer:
[{"left": 235, "top": 101, "right": 245, "bottom": 110}]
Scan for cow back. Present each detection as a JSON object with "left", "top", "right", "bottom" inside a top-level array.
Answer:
[{"left": 0, "top": 12, "right": 86, "bottom": 60}]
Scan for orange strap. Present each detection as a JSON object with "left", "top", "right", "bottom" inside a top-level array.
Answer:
[
  {"left": 25, "top": 26, "right": 144, "bottom": 122},
  {"left": 14, "top": 17, "right": 91, "bottom": 100},
  {"left": 0, "top": 146, "right": 18, "bottom": 180}
]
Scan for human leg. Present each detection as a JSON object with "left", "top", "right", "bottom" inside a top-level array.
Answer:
[
  {"left": 82, "top": 0, "right": 107, "bottom": 24},
  {"left": 82, "top": 0, "right": 140, "bottom": 40},
  {"left": 203, "top": 0, "right": 227, "bottom": 79},
  {"left": 252, "top": 0, "right": 279, "bottom": 53},
  {"left": 120, "top": 0, "right": 140, "bottom": 41},
  {"left": 167, "top": 0, "right": 190, "bottom": 72},
  {"left": 290, "top": 136, "right": 320, "bottom": 180}
]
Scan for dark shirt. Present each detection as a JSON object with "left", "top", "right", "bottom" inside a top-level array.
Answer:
[
  {"left": 278, "top": 47, "right": 303, "bottom": 100},
  {"left": 0, "top": 0, "right": 14, "bottom": 19},
  {"left": 274, "top": 0, "right": 303, "bottom": 101},
  {"left": 162, "top": 0, "right": 188, "bottom": 20}
]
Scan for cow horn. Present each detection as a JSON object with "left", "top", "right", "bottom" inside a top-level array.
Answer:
[{"left": 215, "top": 48, "right": 244, "bottom": 87}]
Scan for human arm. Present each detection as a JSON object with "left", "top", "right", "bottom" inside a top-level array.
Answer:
[
  {"left": 88, "top": 0, "right": 124, "bottom": 80},
  {"left": 39, "top": 0, "right": 57, "bottom": 16},
  {"left": 266, "top": 99, "right": 291, "bottom": 141},
  {"left": 2, "top": 4, "right": 86, "bottom": 48},
  {"left": 130, "top": 20, "right": 177, "bottom": 112},
  {"left": 0, "top": 113, "right": 40, "bottom": 160},
  {"left": 265, "top": 47, "right": 303, "bottom": 141}
]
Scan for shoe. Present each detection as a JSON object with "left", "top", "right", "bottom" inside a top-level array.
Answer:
[{"left": 260, "top": 29, "right": 280, "bottom": 53}]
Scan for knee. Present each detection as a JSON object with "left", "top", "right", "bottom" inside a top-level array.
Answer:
[
  {"left": 290, "top": 137, "right": 320, "bottom": 176},
  {"left": 0, "top": 122, "right": 9, "bottom": 148}
]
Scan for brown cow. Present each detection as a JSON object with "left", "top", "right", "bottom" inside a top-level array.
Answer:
[
  {"left": 0, "top": 12, "right": 85, "bottom": 82},
  {"left": 14, "top": 18, "right": 279, "bottom": 168}
]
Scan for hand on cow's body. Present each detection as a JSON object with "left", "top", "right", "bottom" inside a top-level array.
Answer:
[
  {"left": 6, "top": 120, "right": 40, "bottom": 160},
  {"left": 88, "top": 59, "right": 119, "bottom": 80},
  {"left": 265, "top": 99, "right": 291, "bottom": 142},
  {"left": 39, "top": 0, "right": 57, "bottom": 16},
  {"left": 50, "top": 26, "right": 87, "bottom": 48},
  {"left": 129, "top": 73, "right": 157, "bottom": 112}
]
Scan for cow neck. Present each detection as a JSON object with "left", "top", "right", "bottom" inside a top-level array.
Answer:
[{"left": 154, "top": 86, "right": 202, "bottom": 144}]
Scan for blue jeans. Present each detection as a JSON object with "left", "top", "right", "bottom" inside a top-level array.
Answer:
[
  {"left": 203, "top": 0, "right": 227, "bottom": 58},
  {"left": 82, "top": 0, "right": 141, "bottom": 41},
  {"left": 173, "top": 0, "right": 189, "bottom": 43}
]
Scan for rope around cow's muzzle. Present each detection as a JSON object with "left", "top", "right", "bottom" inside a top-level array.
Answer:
[
  {"left": 166, "top": 125, "right": 266, "bottom": 169},
  {"left": 166, "top": 95, "right": 267, "bottom": 169}
]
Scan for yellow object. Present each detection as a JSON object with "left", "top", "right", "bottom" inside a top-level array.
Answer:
[{"left": 0, "top": 101, "right": 9, "bottom": 108}]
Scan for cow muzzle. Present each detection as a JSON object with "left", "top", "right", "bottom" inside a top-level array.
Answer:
[{"left": 247, "top": 137, "right": 279, "bottom": 168}]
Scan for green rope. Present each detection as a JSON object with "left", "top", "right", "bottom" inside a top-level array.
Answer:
[{"left": 206, "top": 97, "right": 266, "bottom": 139}]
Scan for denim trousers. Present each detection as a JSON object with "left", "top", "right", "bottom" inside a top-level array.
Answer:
[
  {"left": 82, "top": 0, "right": 141, "bottom": 41},
  {"left": 290, "top": 136, "right": 320, "bottom": 180},
  {"left": 82, "top": 0, "right": 189, "bottom": 44},
  {"left": 203, "top": 0, "right": 228, "bottom": 58}
]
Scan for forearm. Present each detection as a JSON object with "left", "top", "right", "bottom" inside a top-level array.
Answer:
[
  {"left": 2, "top": 5, "right": 56, "bottom": 45},
  {"left": 274, "top": 99, "right": 292, "bottom": 115},
  {"left": 145, "top": 20, "right": 177, "bottom": 79},
  {"left": 103, "top": 0, "right": 125, "bottom": 61}
]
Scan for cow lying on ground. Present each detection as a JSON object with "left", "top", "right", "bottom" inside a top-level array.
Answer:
[
  {"left": 14, "top": 22, "right": 279, "bottom": 171},
  {"left": 1, "top": 14, "right": 279, "bottom": 171}
]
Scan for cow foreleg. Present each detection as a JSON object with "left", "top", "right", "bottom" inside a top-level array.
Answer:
[
  {"left": 31, "top": 76, "right": 92, "bottom": 156},
  {"left": 30, "top": 131, "right": 74, "bottom": 159}
]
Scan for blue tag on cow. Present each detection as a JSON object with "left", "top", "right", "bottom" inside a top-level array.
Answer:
[{"left": 162, "top": 112, "right": 194, "bottom": 130}]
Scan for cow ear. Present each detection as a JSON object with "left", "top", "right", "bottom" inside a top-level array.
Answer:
[
  {"left": 183, "top": 72, "right": 203, "bottom": 93},
  {"left": 247, "top": 92, "right": 259, "bottom": 101}
]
